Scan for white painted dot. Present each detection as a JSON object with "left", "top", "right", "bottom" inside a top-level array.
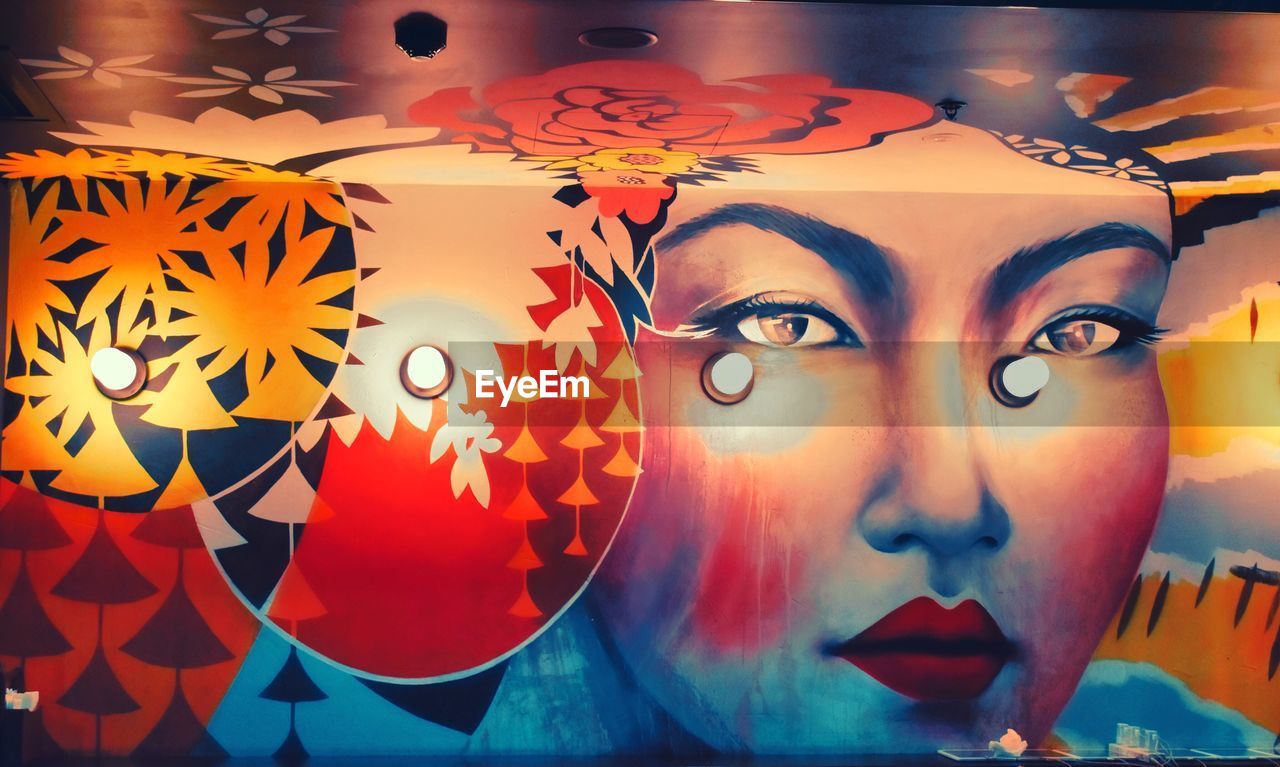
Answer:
[
  {"left": 1001, "top": 355, "right": 1050, "bottom": 399},
  {"left": 709, "top": 352, "right": 753, "bottom": 398},
  {"left": 403, "top": 345, "right": 449, "bottom": 395},
  {"left": 90, "top": 347, "right": 144, "bottom": 396}
]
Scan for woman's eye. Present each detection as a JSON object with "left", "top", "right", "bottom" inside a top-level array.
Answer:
[
  {"left": 1031, "top": 319, "right": 1123, "bottom": 356},
  {"left": 737, "top": 312, "right": 841, "bottom": 348},
  {"left": 689, "top": 293, "right": 862, "bottom": 349}
]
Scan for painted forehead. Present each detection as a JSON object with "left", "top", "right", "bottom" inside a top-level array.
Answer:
[
  {"left": 397, "top": 61, "right": 1178, "bottom": 339},
  {"left": 407, "top": 61, "right": 1171, "bottom": 193}
]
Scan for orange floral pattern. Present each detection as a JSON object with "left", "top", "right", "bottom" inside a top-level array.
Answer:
[{"left": 2, "top": 150, "right": 356, "bottom": 511}]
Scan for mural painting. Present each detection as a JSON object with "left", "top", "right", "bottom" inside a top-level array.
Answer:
[{"left": 1, "top": 29, "right": 1279, "bottom": 762}]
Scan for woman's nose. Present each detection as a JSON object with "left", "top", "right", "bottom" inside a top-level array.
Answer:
[
  {"left": 858, "top": 461, "right": 1011, "bottom": 559},
  {"left": 856, "top": 345, "right": 1011, "bottom": 560}
]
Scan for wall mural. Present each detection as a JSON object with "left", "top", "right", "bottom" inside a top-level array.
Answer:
[{"left": 1, "top": 44, "right": 1279, "bottom": 761}]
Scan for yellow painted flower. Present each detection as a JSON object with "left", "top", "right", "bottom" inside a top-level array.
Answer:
[
  {"left": 7, "top": 185, "right": 80, "bottom": 359},
  {"left": 222, "top": 162, "right": 325, "bottom": 183},
  {"left": 0, "top": 148, "right": 126, "bottom": 180},
  {"left": 160, "top": 197, "right": 355, "bottom": 423},
  {"left": 100, "top": 149, "right": 243, "bottom": 180},
  {"left": 545, "top": 146, "right": 699, "bottom": 175},
  {"left": 3, "top": 312, "right": 160, "bottom": 498},
  {"left": 192, "top": 173, "right": 350, "bottom": 238}
]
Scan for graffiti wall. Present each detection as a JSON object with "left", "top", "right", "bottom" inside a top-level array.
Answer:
[{"left": 2, "top": 45, "right": 1279, "bottom": 761}]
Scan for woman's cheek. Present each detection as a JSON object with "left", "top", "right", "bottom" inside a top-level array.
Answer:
[
  {"left": 995, "top": 360, "right": 1168, "bottom": 539},
  {"left": 991, "top": 366, "right": 1168, "bottom": 654},
  {"left": 1007, "top": 423, "right": 1166, "bottom": 576},
  {"left": 686, "top": 465, "right": 801, "bottom": 658},
  {"left": 627, "top": 349, "right": 886, "bottom": 659},
  {"left": 1050, "top": 363, "right": 1169, "bottom": 552},
  {"left": 679, "top": 426, "right": 883, "bottom": 660},
  {"left": 614, "top": 430, "right": 832, "bottom": 661}
]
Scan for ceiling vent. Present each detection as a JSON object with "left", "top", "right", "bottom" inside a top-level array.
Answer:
[{"left": 0, "top": 48, "right": 62, "bottom": 122}]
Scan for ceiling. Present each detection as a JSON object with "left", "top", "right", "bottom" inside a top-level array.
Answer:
[{"left": 1, "top": 0, "right": 1280, "bottom": 189}]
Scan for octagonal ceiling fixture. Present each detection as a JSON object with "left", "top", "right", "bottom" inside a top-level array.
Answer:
[
  {"left": 936, "top": 98, "right": 967, "bottom": 121},
  {"left": 578, "top": 27, "right": 658, "bottom": 49},
  {"left": 395, "top": 11, "right": 448, "bottom": 59}
]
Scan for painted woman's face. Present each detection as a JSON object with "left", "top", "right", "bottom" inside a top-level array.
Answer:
[{"left": 593, "top": 124, "right": 1173, "bottom": 753}]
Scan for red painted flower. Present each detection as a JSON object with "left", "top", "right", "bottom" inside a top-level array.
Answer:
[
  {"left": 579, "top": 169, "right": 675, "bottom": 224},
  {"left": 409, "top": 61, "right": 935, "bottom": 157}
]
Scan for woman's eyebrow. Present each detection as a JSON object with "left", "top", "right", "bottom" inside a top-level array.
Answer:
[
  {"left": 655, "top": 203, "right": 899, "bottom": 310},
  {"left": 983, "top": 222, "right": 1171, "bottom": 314}
]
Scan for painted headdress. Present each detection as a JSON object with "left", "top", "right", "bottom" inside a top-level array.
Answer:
[{"left": 408, "top": 60, "right": 1280, "bottom": 341}]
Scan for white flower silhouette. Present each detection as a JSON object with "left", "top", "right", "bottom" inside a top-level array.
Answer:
[
  {"left": 52, "top": 108, "right": 439, "bottom": 167},
  {"left": 1064, "top": 156, "right": 1163, "bottom": 182},
  {"left": 429, "top": 409, "right": 501, "bottom": 508},
  {"left": 543, "top": 297, "right": 603, "bottom": 372},
  {"left": 192, "top": 7, "right": 333, "bottom": 46},
  {"left": 166, "top": 66, "right": 351, "bottom": 104},
  {"left": 20, "top": 47, "right": 171, "bottom": 87}
]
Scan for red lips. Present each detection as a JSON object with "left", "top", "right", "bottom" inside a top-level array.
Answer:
[{"left": 830, "top": 597, "right": 1014, "bottom": 701}]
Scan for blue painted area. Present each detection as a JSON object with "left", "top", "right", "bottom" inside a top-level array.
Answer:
[
  {"left": 205, "top": 632, "right": 287, "bottom": 755},
  {"left": 207, "top": 629, "right": 469, "bottom": 756},
  {"left": 210, "top": 616, "right": 1277, "bottom": 757},
  {"left": 472, "top": 603, "right": 684, "bottom": 755},
  {"left": 1154, "top": 472, "right": 1280, "bottom": 563},
  {"left": 1057, "top": 660, "right": 1273, "bottom": 752}
]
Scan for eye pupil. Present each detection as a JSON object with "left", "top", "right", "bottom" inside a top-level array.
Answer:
[
  {"left": 1049, "top": 321, "right": 1097, "bottom": 353},
  {"left": 1033, "top": 314, "right": 1134, "bottom": 357},
  {"left": 760, "top": 314, "right": 808, "bottom": 346},
  {"left": 727, "top": 298, "right": 855, "bottom": 349}
]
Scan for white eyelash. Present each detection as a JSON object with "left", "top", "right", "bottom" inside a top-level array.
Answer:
[{"left": 663, "top": 324, "right": 717, "bottom": 340}]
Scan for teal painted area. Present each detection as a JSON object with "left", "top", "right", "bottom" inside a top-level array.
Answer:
[
  {"left": 1058, "top": 660, "right": 1273, "bottom": 752},
  {"left": 207, "top": 629, "right": 470, "bottom": 756}
]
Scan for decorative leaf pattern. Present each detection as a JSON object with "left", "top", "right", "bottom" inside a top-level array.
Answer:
[
  {"left": 20, "top": 48, "right": 171, "bottom": 86},
  {"left": 191, "top": 7, "right": 334, "bottom": 46},
  {"left": 428, "top": 409, "right": 502, "bottom": 508},
  {"left": 166, "top": 66, "right": 351, "bottom": 102},
  {"left": 989, "top": 131, "right": 1169, "bottom": 189}
]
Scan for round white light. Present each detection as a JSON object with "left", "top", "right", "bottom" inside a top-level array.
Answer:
[
  {"left": 1001, "top": 355, "right": 1050, "bottom": 399},
  {"left": 401, "top": 345, "right": 451, "bottom": 399},
  {"left": 90, "top": 347, "right": 146, "bottom": 399},
  {"left": 703, "top": 351, "right": 754, "bottom": 404}
]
